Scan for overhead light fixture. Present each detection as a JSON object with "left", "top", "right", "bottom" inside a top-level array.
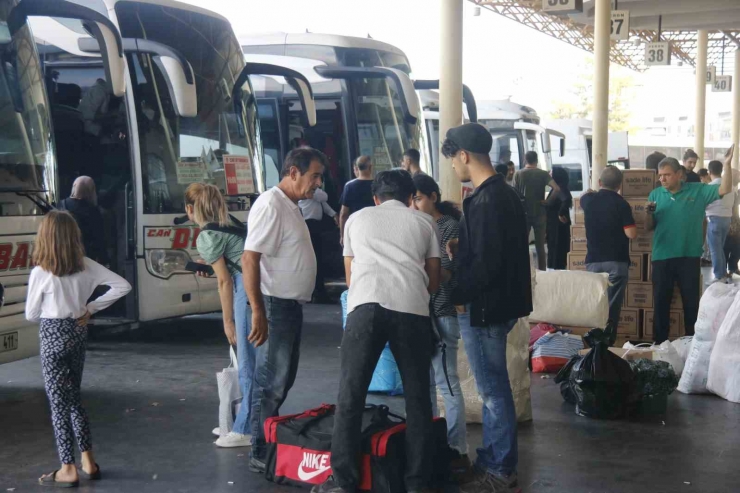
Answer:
[
  {"left": 632, "top": 38, "right": 641, "bottom": 47},
  {"left": 473, "top": 6, "right": 481, "bottom": 16}
]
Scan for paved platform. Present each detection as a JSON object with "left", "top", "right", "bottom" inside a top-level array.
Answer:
[{"left": 1, "top": 304, "right": 739, "bottom": 493}]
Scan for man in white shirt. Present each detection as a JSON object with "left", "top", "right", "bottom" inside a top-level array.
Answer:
[
  {"left": 242, "top": 147, "right": 324, "bottom": 471},
  {"left": 299, "top": 188, "right": 337, "bottom": 303},
  {"left": 706, "top": 160, "right": 736, "bottom": 283},
  {"left": 313, "top": 169, "right": 441, "bottom": 493}
]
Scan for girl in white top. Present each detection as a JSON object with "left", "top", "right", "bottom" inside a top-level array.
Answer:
[{"left": 25, "top": 210, "right": 131, "bottom": 488}]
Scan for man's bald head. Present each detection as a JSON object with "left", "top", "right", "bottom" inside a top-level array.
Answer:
[{"left": 70, "top": 176, "right": 98, "bottom": 206}]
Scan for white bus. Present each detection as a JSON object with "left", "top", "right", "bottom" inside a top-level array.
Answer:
[{"left": 0, "top": 0, "right": 316, "bottom": 364}]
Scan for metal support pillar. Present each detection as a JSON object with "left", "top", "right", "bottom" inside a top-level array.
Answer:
[
  {"left": 439, "top": 0, "right": 463, "bottom": 203},
  {"left": 695, "top": 30, "right": 708, "bottom": 169},
  {"left": 733, "top": 49, "right": 740, "bottom": 170},
  {"left": 591, "top": 0, "right": 610, "bottom": 189}
]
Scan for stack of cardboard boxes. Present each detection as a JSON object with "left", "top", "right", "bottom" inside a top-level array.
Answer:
[{"left": 566, "top": 170, "right": 689, "bottom": 341}]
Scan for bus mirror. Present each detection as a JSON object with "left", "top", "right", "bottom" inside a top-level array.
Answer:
[
  {"left": 234, "top": 63, "right": 316, "bottom": 127},
  {"left": 560, "top": 138, "right": 566, "bottom": 157},
  {"left": 413, "top": 80, "right": 477, "bottom": 123},
  {"left": 315, "top": 66, "right": 420, "bottom": 125},
  {"left": 8, "top": 0, "right": 125, "bottom": 97},
  {"left": 79, "top": 37, "right": 197, "bottom": 117}
]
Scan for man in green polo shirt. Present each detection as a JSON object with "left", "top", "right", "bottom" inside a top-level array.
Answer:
[{"left": 646, "top": 150, "right": 734, "bottom": 343}]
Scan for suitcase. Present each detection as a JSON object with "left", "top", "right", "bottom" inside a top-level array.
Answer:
[{"left": 264, "top": 404, "right": 451, "bottom": 492}]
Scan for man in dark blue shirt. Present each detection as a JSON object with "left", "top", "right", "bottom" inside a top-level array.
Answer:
[
  {"left": 580, "top": 166, "right": 638, "bottom": 331},
  {"left": 338, "top": 156, "right": 374, "bottom": 244}
]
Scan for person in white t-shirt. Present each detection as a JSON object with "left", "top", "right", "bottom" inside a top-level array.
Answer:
[
  {"left": 242, "top": 147, "right": 324, "bottom": 471},
  {"left": 313, "top": 169, "right": 442, "bottom": 493}
]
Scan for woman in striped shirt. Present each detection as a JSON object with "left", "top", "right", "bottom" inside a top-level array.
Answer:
[{"left": 411, "top": 174, "right": 470, "bottom": 473}]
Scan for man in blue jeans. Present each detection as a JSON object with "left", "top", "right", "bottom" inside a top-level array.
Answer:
[
  {"left": 705, "top": 160, "right": 736, "bottom": 283},
  {"left": 242, "top": 148, "right": 325, "bottom": 472},
  {"left": 580, "top": 166, "right": 638, "bottom": 333},
  {"left": 442, "top": 123, "right": 532, "bottom": 493}
]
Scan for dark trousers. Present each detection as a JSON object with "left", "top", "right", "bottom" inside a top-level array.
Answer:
[
  {"left": 652, "top": 257, "right": 701, "bottom": 343},
  {"left": 250, "top": 296, "right": 303, "bottom": 459},
  {"left": 331, "top": 304, "right": 434, "bottom": 492},
  {"left": 306, "top": 219, "right": 326, "bottom": 295}
]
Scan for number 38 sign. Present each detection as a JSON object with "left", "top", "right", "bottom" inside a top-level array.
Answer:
[{"left": 645, "top": 42, "right": 671, "bottom": 67}]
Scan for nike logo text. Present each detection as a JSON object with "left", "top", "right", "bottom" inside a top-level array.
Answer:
[{"left": 297, "top": 452, "right": 331, "bottom": 481}]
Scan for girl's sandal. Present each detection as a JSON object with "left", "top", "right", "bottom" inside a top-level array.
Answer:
[
  {"left": 38, "top": 470, "right": 79, "bottom": 488},
  {"left": 78, "top": 463, "right": 102, "bottom": 481}
]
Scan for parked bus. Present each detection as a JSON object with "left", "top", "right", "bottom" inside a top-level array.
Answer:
[
  {"left": 0, "top": 0, "right": 315, "bottom": 364},
  {"left": 241, "top": 33, "right": 430, "bottom": 209}
]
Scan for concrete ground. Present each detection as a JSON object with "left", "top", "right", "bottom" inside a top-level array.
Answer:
[{"left": 2, "top": 304, "right": 739, "bottom": 493}]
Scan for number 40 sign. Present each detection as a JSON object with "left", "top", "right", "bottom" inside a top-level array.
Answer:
[{"left": 713, "top": 75, "right": 732, "bottom": 93}]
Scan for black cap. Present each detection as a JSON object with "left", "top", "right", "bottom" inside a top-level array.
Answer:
[{"left": 445, "top": 123, "right": 492, "bottom": 155}]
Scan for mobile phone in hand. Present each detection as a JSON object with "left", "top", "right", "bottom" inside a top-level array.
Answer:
[{"left": 185, "top": 261, "right": 214, "bottom": 276}]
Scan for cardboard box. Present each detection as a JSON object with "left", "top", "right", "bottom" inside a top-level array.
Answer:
[
  {"left": 620, "top": 169, "right": 657, "bottom": 197},
  {"left": 617, "top": 308, "right": 640, "bottom": 337},
  {"left": 567, "top": 252, "right": 587, "bottom": 271},
  {"left": 628, "top": 254, "right": 644, "bottom": 281},
  {"left": 573, "top": 197, "right": 585, "bottom": 225},
  {"left": 630, "top": 228, "right": 653, "bottom": 253},
  {"left": 571, "top": 225, "right": 587, "bottom": 252},
  {"left": 627, "top": 199, "right": 650, "bottom": 226},
  {"left": 626, "top": 282, "right": 653, "bottom": 308},
  {"left": 579, "top": 346, "right": 655, "bottom": 362},
  {"left": 643, "top": 309, "right": 683, "bottom": 339}
]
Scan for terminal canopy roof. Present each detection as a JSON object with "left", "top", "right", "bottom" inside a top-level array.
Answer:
[{"left": 472, "top": 0, "right": 740, "bottom": 73}]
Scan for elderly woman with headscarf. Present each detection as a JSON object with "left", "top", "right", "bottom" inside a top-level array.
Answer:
[
  {"left": 544, "top": 166, "right": 573, "bottom": 270},
  {"left": 58, "top": 176, "right": 108, "bottom": 265}
]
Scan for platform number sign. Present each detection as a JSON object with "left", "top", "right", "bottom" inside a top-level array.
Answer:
[
  {"left": 645, "top": 42, "right": 671, "bottom": 66},
  {"left": 542, "top": 0, "right": 584, "bottom": 14},
  {"left": 610, "top": 11, "right": 629, "bottom": 40},
  {"left": 712, "top": 75, "right": 732, "bottom": 93},
  {"left": 706, "top": 66, "right": 716, "bottom": 86}
]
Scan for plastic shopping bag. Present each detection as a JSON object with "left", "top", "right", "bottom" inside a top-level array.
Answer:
[
  {"left": 217, "top": 346, "right": 241, "bottom": 437},
  {"left": 531, "top": 331, "right": 584, "bottom": 373},
  {"left": 622, "top": 341, "right": 685, "bottom": 376}
]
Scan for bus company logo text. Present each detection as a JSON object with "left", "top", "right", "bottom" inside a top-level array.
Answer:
[
  {"left": 147, "top": 228, "right": 200, "bottom": 250},
  {"left": 0, "top": 242, "right": 33, "bottom": 271}
]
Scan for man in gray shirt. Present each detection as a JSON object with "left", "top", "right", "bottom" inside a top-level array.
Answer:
[{"left": 513, "top": 151, "right": 560, "bottom": 270}]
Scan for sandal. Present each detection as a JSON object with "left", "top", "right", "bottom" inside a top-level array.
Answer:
[
  {"left": 38, "top": 470, "right": 79, "bottom": 488},
  {"left": 78, "top": 463, "right": 102, "bottom": 481}
]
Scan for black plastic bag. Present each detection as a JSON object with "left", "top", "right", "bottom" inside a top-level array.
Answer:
[
  {"left": 555, "top": 354, "right": 582, "bottom": 405},
  {"left": 568, "top": 329, "right": 637, "bottom": 419}
]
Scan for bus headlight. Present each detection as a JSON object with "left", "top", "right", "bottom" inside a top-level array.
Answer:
[{"left": 145, "top": 249, "right": 192, "bottom": 279}]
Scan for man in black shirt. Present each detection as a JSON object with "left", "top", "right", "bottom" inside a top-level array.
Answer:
[
  {"left": 338, "top": 156, "right": 374, "bottom": 244},
  {"left": 580, "top": 166, "right": 638, "bottom": 330},
  {"left": 443, "top": 123, "right": 531, "bottom": 493}
]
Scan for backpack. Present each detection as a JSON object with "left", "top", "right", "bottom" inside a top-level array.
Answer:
[{"left": 201, "top": 215, "right": 247, "bottom": 274}]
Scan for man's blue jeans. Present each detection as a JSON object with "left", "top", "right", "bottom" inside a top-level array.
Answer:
[
  {"left": 231, "top": 273, "right": 257, "bottom": 436},
  {"left": 250, "top": 296, "right": 303, "bottom": 460},
  {"left": 707, "top": 216, "right": 732, "bottom": 281},
  {"left": 586, "top": 261, "right": 629, "bottom": 328},
  {"left": 458, "top": 310, "right": 517, "bottom": 477},
  {"left": 430, "top": 315, "right": 468, "bottom": 455}
]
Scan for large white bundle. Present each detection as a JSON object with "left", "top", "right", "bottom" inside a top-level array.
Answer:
[
  {"left": 441, "top": 318, "right": 532, "bottom": 423},
  {"left": 528, "top": 270, "right": 610, "bottom": 328},
  {"left": 707, "top": 290, "right": 740, "bottom": 402},
  {"left": 678, "top": 283, "right": 739, "bottom": 394}
]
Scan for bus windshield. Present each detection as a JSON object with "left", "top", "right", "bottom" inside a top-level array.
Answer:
[
  {"left": 116, "top": 2, "right": 261, "bottom": 214},
  {"left": 352, "top": 76, "right": 424, "bottom": 173},
  {"left": 0, "top": 5, "right": 53, "bottom": 216}
]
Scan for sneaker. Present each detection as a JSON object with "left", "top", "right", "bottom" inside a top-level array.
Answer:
[
  {"left": 311, "top": 477, "right": 350, "bottom": 493},
  {"left": 212, "top": 427, "right": 220, "bottom": 437},
  {"left": 215, "top": 432, "right": 252, "bottom": 448},
  {"left": 450, "top": 454, "right": 475, "bottom": 484},
  {"left": 249, "top": 456, "right": 266, "bottom": 474},
  {"left": 459, "top": 468, "right": 520, "bottom": 493}
]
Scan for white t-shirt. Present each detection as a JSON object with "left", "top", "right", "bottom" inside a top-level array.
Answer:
[
  {"left": 343, "top": 199, "right": 441, "bottom": 317},
  {"left": 25, "top": 257, "right": 132, "bottom": 321},
  {"left": 298, "top": 188, "right": 336, "bottom": 221},
  {"left": 244, "top": 187, "right": 317, "bottom": 301},
  {"left": 705, "top": 178, "right": 735, "bottom": 218}
]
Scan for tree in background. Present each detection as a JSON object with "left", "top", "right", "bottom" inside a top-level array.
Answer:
[{"left": 547, "top": 58, "right": 637, "bottom": 133}]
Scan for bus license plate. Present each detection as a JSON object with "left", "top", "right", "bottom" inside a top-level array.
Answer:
[{"left": 1, "top": 332, "right": 18, "bottom": 353}]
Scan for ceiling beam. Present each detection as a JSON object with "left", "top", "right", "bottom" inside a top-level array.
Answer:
[
  {"left": 629, "top": 12, "right": 740, "bottom": 31},
  {"left": 585, "top": 0, "right": 740, "bottom": 18}
]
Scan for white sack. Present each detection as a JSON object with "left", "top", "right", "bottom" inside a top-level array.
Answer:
[
  {"left": 443, "top": 318, "right": 532, "bottom": 423},
  {"left": 529, "top": 270, "right": 610, "bottom": 328},
  {"left": 678, "top": 283, "right": 739, "bottom": 394},
  {"left": 707, "top": 291, "right": 740, "bottom": 402}
]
